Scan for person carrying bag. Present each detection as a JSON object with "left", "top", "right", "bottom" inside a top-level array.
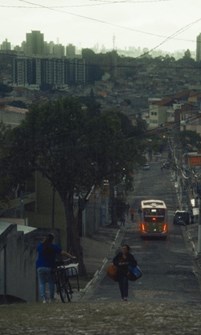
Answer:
[{"left": 112, "top": 244, "right": 138, "bottom": 301}]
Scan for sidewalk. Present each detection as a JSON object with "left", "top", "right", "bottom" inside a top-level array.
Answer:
[
  {"left": 74, "top": 225, "right": 125, "bottom": 298},
  {"left": 182, "top": 223, "right": 201, "bottom": 283},
  {"left": 2, "top": 221, "right": 201, "bottom": 335},
  {"left": 81, "top": 226, "right": 122, "bottom": 276},
  {"left": 184, "top": 223, "right": 199, "bottom": 256}
]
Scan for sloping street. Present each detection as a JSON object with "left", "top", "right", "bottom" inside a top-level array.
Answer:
[{"left": 1, "top": 155, "right": 201, "bottom": 334}]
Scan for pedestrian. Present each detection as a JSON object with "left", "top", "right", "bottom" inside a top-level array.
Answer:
[
  {"left": 125, "top": 202, "right": 130, "bottom": 216},
  {"left": 36, "top": 233, "right": 75, "bottom": 303},
  {"left": 120, "top": 213, "right": 126, "bottom": 227},
  {"left": 129, "top": 207, "right": 135, "bottom": 222},
  {"left": 113, "top": 244, "right": 137, "bottom": 301}
]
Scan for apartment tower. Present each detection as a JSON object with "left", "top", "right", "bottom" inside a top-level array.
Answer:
[{"left": 196, "top": 33, "right": 201, "bottom": 61}]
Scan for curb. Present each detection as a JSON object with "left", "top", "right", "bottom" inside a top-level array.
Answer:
[{"left": 80, "top": 228, "right": 125, "bottom": 300}]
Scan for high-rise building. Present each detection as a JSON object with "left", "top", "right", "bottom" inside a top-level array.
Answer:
[
  {"left": 38, "top": 58, "right": 65, "bottom": 86},
  {"left": 196, "top": 33, "right": 201, "bottom": 61},
  {"left": 0, "top": 39, "right": 11, "bottom": 51},
  {"left": 12, "top": 57, "right": 35, "bottom": 86},
  {"left": 67, "top": 58, "right": 86, "bottom": 84},
  {"left": 66, "top": 44, "right": 76, "bottom": 58},
  {"left": 12, "top": 56, "right": 86, "bottom": 87},
  {"left": 52, "top": 44, "right": 65, "bottom": 58},
  {"left": 25, "top": 30, "right": 44, "bottom": 56}
]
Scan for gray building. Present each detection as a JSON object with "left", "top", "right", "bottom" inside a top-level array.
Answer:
[
  {"left": 12, "top": 56, "right": 87, "bottom": 87},
  {"left": 66, "top": 44, "right": 76, "bottom": 58},
  {"left": 12, "top": 57, "right": 35, "bottom": 86},
  {"left": 196, "top": 33, "right": 201, "bottom": 61},
  {"left": 25, "top": 30, "right": 44, "bottom": 56},
  {"left": 0, "top": 39, "right": 11, "bottom": 51}
]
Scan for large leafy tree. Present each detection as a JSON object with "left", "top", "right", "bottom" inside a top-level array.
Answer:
[
  {"left": 0, "top": 122, "right": 14, "bottom": 202},
  {"left": 2, "top": 96, "right": 145, "bottom": 271}
]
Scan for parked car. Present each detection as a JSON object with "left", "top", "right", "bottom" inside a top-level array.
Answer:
[
  {"left": 161, "top": 160, "right": 170, "bottom": 170},
  {"left": 173, "top": 210, "right": 190, "bottom": 225},
  {"left": 142, "top": 163, "right": 150, "bottom": 170}
]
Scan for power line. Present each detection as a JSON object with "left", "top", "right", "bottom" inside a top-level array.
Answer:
[
  {"left": 0, "top": 0, "right": 172, "bottom": 7},
  {"left": 139, "top": 17, "right": 201, "bottom": 57},
  {"left": 91, "top": 0, "right": 171, "bottom": 3},
  {"left": 15, "top": 0, "right": 197, "bottom": 46}
]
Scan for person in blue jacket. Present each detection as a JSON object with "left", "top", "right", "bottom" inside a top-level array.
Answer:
[
  {"left": 36, "top": 233, "right": 74, "bottom": 303},
  {"left": 113, "top": 244, "right": 137, "bottom": 301}
]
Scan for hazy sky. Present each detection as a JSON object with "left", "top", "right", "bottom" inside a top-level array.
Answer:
[{"left": 0, "top": 0, "right": 201, "bottom": 52}]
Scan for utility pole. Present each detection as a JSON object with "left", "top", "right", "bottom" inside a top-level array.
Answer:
[
  {"left": 198, "top": 196, "right": 201, "bottom": 254},
  {"left": 186, "top": 153, "right": 201, "bottom": 254}
]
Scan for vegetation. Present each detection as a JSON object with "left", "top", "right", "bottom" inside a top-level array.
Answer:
[
  {"left": 0, "top": 96, "right": 146, "bottom": 272},
  {"left": 0, "top": 83, "right": 12, "bottom": 97}
]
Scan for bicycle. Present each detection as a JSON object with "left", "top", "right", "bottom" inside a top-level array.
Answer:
[{"left": 53, "top": 258, "right": 79, "bottom": 303}]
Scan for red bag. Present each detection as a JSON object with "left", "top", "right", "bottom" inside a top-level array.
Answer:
[{"left": 106, "top": 264, "right": 118, "bottom": 281}]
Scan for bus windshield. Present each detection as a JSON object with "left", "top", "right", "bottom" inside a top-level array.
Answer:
[
  {"left": 143, "top": 216, "right": 165, "bottom": 223},
  {"left": 139, "top": 199, "right": 168, "bottom": 238},
  {"left": 143, "top": 208, "right": 165, "bottom": 216}
]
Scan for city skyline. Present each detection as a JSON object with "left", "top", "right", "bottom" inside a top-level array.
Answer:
[{"left": 1, "top": 0, "right": 201, "bottom": 53}]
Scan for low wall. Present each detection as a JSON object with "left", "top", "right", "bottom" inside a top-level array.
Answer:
[
  {"left": 0, "top": 224, "right": 37, "bottom": 302},
  {"left": 0, "top": 225, "right": 60, "bottom": 303}
]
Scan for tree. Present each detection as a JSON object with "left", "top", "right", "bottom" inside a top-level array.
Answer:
[
  {"left": 3, "top": 96, "right": 145, "bottom": 271},
  {"left": 177, "top": 49, "right": 195, "bottom": 66},
  {"left": 0, "top": 122, "right": 14, "bottom": 202},
  {"left": 0, "top": 83, "right": 12, "bottom": 97},
  {"left": 183, "top": 49, "right": 192, "bottom": 60}
]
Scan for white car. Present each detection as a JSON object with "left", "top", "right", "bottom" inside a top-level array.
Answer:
[{"left": 142, "top": 163, "right": 150, "bottom": 170}]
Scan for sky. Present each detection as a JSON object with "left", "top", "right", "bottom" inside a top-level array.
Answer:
[{"left": 0, "top": 0, "right": 201, "bottom": 53}]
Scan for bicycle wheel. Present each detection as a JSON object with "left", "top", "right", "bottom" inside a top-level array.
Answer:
[
  {"left": 66, "top": 279, "right": 73, "bottom": 299},
  {"left": 58, "top": 271, "right": 71, "bottom": 303},
  {"left": 59, "top": 283, "right": 71, "bottom": 303}
]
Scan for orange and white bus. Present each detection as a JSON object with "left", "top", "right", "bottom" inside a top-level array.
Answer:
[{"left": 139, "top": 199, "right": 168, "bottom": 239}]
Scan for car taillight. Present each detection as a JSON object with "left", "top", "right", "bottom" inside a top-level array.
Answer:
[
  {"left": 141, "top": 223, "right": 146, "bottom": 232},
  {"left": 163, "top": 224, "right": 167, "bottom": 232}
]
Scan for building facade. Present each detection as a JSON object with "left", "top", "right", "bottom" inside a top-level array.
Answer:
[
  {"left": 12, "top": 56, "right": 87, "bottom": 87},
  {"left": 148, "top": 98, "right": 168, "bottom": 128},
  {"left": 66, "top": 44, "right": 76, "bottom": 58},
  {"left": 196, "top": 33, "right": 201, "bottom": 62},
  {"left": 24, "top": 30, "right": 45, "bottom": 56}
]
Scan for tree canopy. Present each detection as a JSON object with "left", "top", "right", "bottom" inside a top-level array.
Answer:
[
  {"left": 5, "top": 97, "right": 145, "bottom": 198},
  {"left": 1, "top": 96, "right": 146, "bottom": 269}
]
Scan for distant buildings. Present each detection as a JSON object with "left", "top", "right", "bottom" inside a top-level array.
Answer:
[
  {"left": 21, "top": 30, "right": 78, "bottom": 58},
  {"left": 12, "top": 56, "right": 86, "bottom": 87},
  {"left": 196, "top": 33, "right": 201, "bottom": 61},
  {"left": 66, "top": 44, "right": 76, "bottom": 58},
  {"left": 0, "top": 38, "right": 11, "bottom": 51},
  {"left": 148, "top": 98, "right": 172, "bottom": 129},
  {"left": 24, "top": 31, "right": 45, "bottom": 56},
  {"left": 0, "top": 31, "right": 86, "bottom": 87}
]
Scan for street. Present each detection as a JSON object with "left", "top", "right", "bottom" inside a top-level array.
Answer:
[
  {"left": 83, "top": 159, "right": 201, "bottom": 304},
  {"left": 1, "top": 158, "right": 201, "bottom": 335}
]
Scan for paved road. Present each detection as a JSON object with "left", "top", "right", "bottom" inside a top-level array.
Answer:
[
  {"left": 83, "top": 159, "right": 201, "bottom": 304},
  {"left": 2, "top": 159, "right": 201, "bottom": 335}
]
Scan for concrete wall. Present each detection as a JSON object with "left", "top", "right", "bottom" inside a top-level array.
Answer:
[
  {"left": 0, "top": 224, "right": 37, "bottom": 302},
  {"left": 0, "top": 224, "right": 60, "bottom": 303}
]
